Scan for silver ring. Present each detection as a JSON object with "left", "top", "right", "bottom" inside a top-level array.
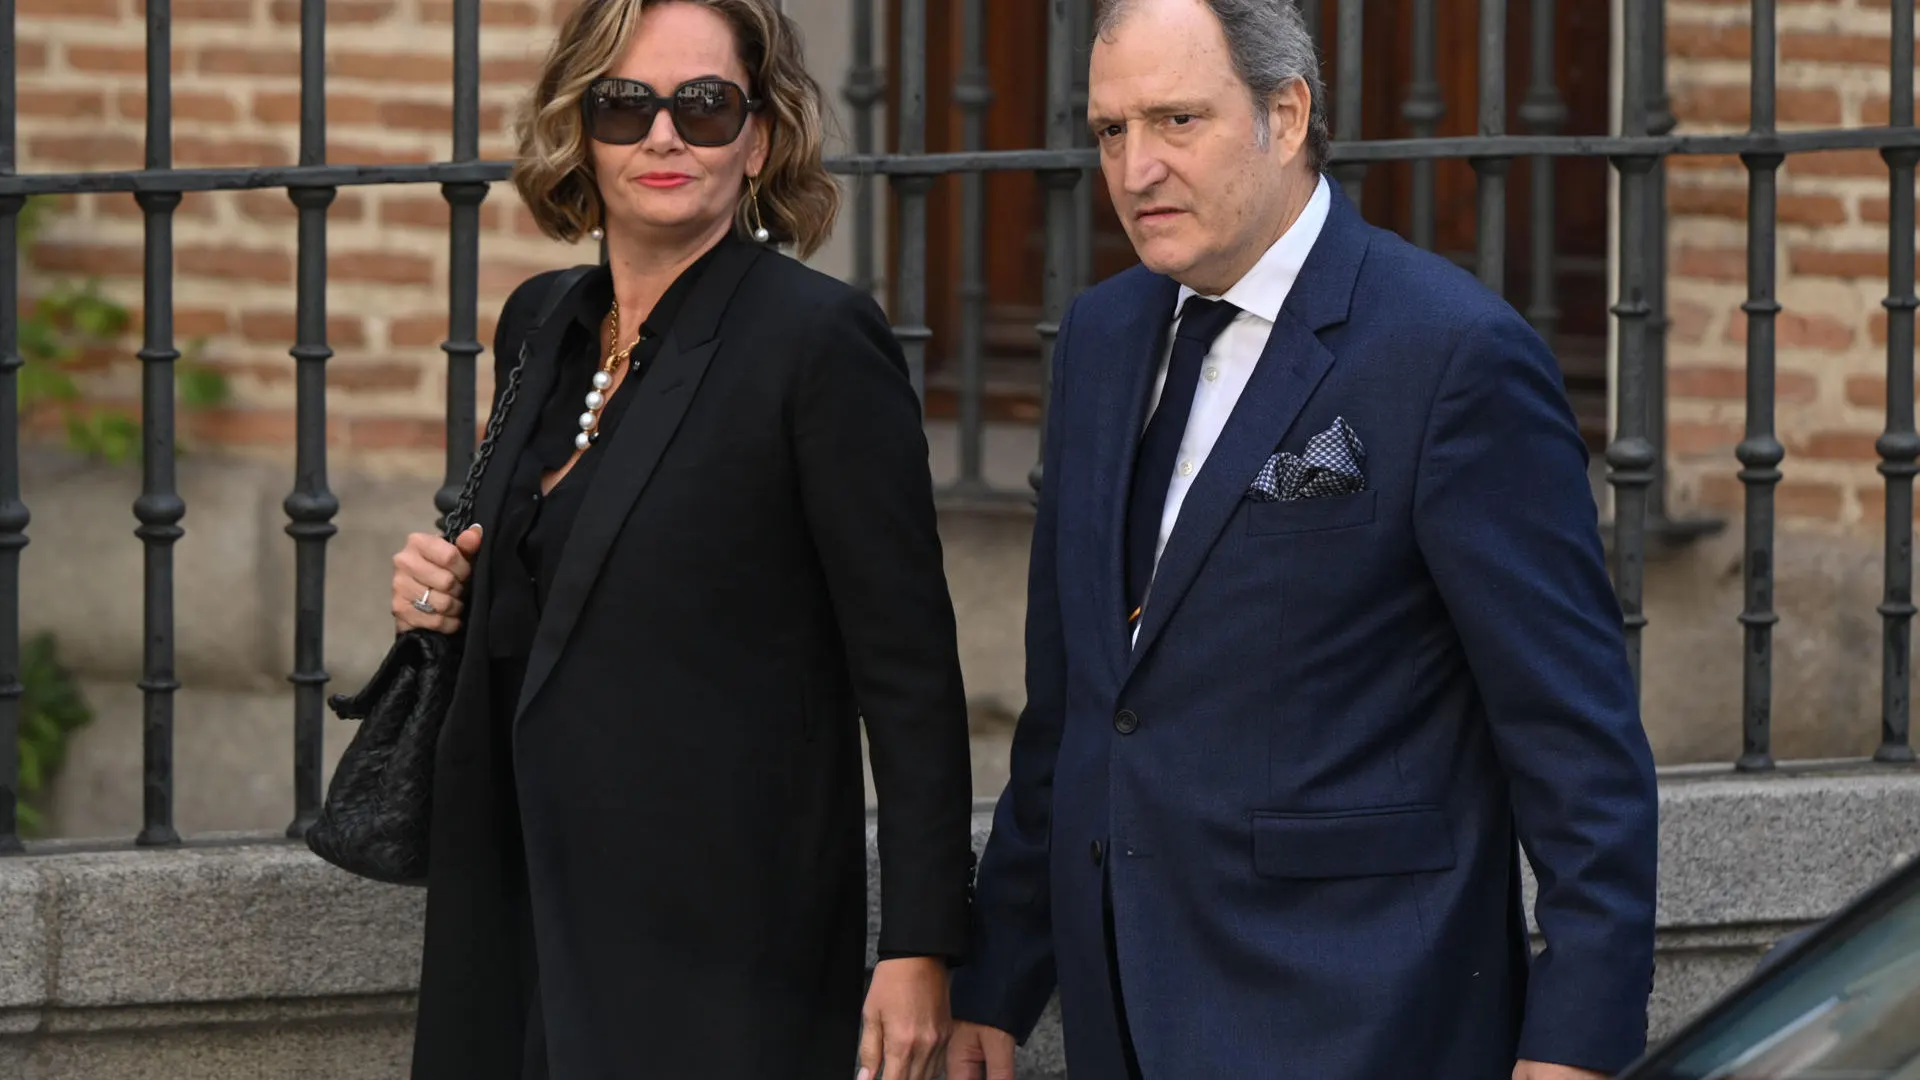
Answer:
[{"left": 411, "top": 588, "right": 435, "bottom": 615}]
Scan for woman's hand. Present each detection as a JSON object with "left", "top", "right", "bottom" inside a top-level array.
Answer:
[
  {"left": 856, "top": 956, "right": 952, "bottom": 1080},
  {"left": 391, "top": 524, "right": 483, "bottom": 634}
]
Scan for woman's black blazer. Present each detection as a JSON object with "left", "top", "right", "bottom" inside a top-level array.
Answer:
[{"left": 409, "top": 237, "right": 976, "bottom": 1080}]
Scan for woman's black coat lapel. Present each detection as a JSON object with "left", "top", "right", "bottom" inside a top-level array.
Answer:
[
  {"left": 454, "top": 265, "right": 598, "bottom": 680},
  {"left": 467, "top": 264, "right": 599, "bottom": 558},
  {"left": 514, "top": 239, "right": 765, "bottom": 723}
]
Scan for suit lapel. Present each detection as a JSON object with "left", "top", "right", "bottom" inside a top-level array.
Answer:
[
  {"left": 515, "top": 239, "right": 765, "bottom": 722},
  {"left": 1123, "top": 183, "right": 1371, "bottom": 677},
  {"left": 1123, "top": 312, "right": 1335, "bottom": 671},
  {"left": 1087, "top": 273, "right": 1181, "bottom": 680}
]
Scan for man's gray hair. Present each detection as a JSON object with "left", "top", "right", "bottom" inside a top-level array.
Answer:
[{"left": 1094, "top": 0, "right": 1331, "bottom": 172}]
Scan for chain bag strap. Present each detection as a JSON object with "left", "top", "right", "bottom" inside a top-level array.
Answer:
[{"left": 305, "top": 266, "right": 595, "bottom": 885}]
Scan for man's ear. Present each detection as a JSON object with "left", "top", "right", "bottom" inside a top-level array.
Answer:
[{"left": 1268, "top": 77, "right": 1312, "bottom": 160}]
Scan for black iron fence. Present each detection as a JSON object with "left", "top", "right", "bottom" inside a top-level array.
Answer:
[{"left": 1, "top": 0, "right": 1918, "bottom": 854}]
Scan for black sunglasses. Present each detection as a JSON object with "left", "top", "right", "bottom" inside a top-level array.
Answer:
[{"left": 582, "top": 76, "right": 764, "bottom": 148}]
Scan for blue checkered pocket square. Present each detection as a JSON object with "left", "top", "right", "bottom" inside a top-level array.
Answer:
[{"left": 1248, "top": 417, "right": 1367, "bottom": 502}]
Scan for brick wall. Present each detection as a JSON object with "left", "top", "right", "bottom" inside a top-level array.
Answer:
[
  {"left": 17, "top": 0, "right": 868, "bottom": 480},
  {"left": 18, "top": 0, "right": 1911, "bottom": 512},
  {"left": 17, "top": 0, "right": 591, "bottom": 477},
  {"left": 1664, "top": 0, "right": 1918, "bottom": 533}
]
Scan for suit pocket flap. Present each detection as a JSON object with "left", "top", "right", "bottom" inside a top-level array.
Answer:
[{"left": 1252, "top": 804, "right": 1457, "bottom": 879}]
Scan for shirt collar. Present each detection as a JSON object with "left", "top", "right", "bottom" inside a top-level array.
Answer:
[{"left": 1175, "top": 172, "right": 1331, "bottom": 324}]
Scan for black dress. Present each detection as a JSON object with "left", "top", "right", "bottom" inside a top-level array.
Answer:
[{"left": 481, "top": 251, "right": 712, "bottom": 1079}]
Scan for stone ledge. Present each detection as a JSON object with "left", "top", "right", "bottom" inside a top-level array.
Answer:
[
  {"left": 1646, "top": 763, "right": 1920, "bottom": 925},
  {"left": 6, "top": 994, "right": 415, "bottom": 1037},
  {"left": 1, "top": 769, "right": 1916, "bottom": 1078},
  {"left": 1, "top": 1003, "right": 416, "bottom": 1080},
  {"left": 0, "top": 835, "right": 425, "bottom": 1013}
]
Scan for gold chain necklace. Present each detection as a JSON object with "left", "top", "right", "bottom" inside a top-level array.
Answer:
[{"left": 575, "top": 298, "right": 641, "bottom": 451}]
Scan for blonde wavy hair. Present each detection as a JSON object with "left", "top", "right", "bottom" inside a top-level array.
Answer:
[{"left": 511, "top": 0, "right": 840, "bottom": 259}]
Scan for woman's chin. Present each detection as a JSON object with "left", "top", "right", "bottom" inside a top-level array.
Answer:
[{"left": 610, "top": 205, "right": 728, "bottom": 243}]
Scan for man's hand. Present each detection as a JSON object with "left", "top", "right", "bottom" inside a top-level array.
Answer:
[
  {"left": 945, "top": 1020, "right": 1017, "bottom": 1080},
  {"left": 856, "top": 957, "right": 951, "bottom": 1080},
  {"left": 1515, "top": 1060, "right": 1611, "bottom": 1080}
]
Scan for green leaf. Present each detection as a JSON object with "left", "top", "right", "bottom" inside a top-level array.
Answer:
[
  {"left": 18, "top": 316, "right": 71, "bottom": 365},
  {"left": 179, "top": 365, "right": 230, "bottom": 409},
  {"left": 18, "top": 196, "right": 51, "bottom": 243},
  {"left": 98, "top": 414, "right": 141, "bottom": 463},
  {"left": 71, "top": 290, "right": 129, "bottom": 339},
  {"left": 15, "top": 632, "right": 94, "bottom": 838},
  {"left": 18, "top": 739, "right": 42, "bottom": 791},
  {"left": 65, "top": 413, "right": 99, "bottom": 456},
  {"left": 19, "top": 364, "right": 79, "bottom": 405},
  {"left": 34, "top": 288, "right": 78, "bottom": 324},
  {"left": 17, "top": 195, "right": 69, "bottom": 251}
]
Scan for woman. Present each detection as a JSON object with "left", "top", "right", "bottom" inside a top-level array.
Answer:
[{"left": 386, "top": 2, "right": 975, "bottom": 1077}]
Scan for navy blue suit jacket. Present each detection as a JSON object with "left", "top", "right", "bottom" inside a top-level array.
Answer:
[{"left": 950, "top": 183, "right": 1660, "bottom": 1079}]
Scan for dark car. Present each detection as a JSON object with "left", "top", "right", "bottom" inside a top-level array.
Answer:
[{"left": 1618, "top": 852, "right": 1920, "bottom": 1079}]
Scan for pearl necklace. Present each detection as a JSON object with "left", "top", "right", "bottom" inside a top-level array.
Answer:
[{"left": 576, "top": 299, "right": 642, "bottom": 451}]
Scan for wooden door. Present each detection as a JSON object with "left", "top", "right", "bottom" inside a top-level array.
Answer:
[
  {"left": 1312, "top": 0, "right": 1615, "bottom": 448},
  {"left": 892, "top": 0, "right": 1614, "bottom": 443},
  {"left": 883, "top": 0, "right": 1056, "bottom": 421}
]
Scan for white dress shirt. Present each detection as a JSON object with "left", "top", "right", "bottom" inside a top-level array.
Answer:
[{"left": 1132, "top": 174, "right": 1331, "bottom": 644}]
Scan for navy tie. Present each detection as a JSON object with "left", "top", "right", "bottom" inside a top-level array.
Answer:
[{"left": 1125, "top": 295, "right": 1240, "bottom": 625}]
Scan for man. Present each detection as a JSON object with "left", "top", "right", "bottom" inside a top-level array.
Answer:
[{"left": 945, "top": 1, "right": 1660, "bottom": 1078}]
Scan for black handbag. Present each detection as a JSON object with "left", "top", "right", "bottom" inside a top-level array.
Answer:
[{"left": 305, "top": 267, "right": 591, "bottom": 886}]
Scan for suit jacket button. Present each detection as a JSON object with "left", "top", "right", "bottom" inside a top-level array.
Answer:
[
  {"left": 1114, "top": 709, "right": 1139, "bottom": 734},
  {"left": 1090, "top": 840, "right": 1104, "bottom": 866}
]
